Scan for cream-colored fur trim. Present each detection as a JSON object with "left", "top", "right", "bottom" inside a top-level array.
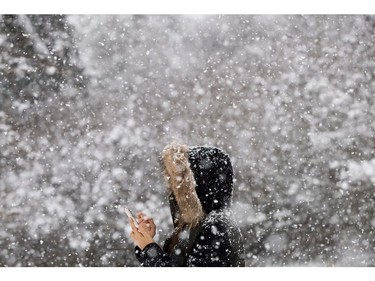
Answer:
[{"left": 161, "top": 143, "right": 204, "bottom": 228}]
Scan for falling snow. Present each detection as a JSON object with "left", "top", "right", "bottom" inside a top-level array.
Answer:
[{"left": 0, "top": 15, "right": 374, "bottom": 266}]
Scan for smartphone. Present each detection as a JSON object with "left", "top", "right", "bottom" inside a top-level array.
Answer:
[{"left": 125, "top": 207, "right": 139, "bottom": 227}]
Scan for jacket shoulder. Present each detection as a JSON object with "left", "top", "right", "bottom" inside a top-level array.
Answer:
[
  {"left": 197, "top": 209, "right": 238, "bottom": 244},
  {"left": 202, "top": 209, "right": 236, "bottom": 230},
  {"left": 187, "top": 209, "right": 240, "bottom": 266}
]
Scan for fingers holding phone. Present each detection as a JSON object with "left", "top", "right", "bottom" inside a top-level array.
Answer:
[
  {"left": 144, "top": 217, "right": 156, "bottom": 238},
  {"left": 126, "top": 208, "right": 155, "bottom": 250},
  {"left": 129, "top": 222, "right": 154, "bottom": 250},
  {"left": 136, "top": 212, "right": 156, "bottom": 238},
  {"left": 136, "top": 212, "right": 145, "bottom": 223},
  {"left": 125, "top": 207, "right": 156, "bottom": 238}
]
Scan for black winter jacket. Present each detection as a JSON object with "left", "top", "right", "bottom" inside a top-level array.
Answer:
[{"left": 134, "top": 144, "right": 245, "bottom": 267}]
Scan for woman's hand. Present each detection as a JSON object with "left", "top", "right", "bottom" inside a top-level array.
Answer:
[
  {"left": 129, "top": 216, "right": 155, "bottom": 250},
  {"left": 136, "top": 212, "right": 156, "bottom": 238}
]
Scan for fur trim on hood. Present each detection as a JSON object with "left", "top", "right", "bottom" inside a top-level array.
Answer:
[{"left": 161, "top": 143, "right": 204, "bottom": 228}]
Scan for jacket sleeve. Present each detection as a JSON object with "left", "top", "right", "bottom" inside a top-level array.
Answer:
[
  {"left": 186, "top": 219, "right": 232, "bottom": 266},
  {"left": 134, "top": 243, "right": 176, "bottom": 267}
]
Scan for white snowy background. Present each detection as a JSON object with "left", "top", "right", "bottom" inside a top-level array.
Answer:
[{"left": 0, "top": 15, "right": 374, "bottom": 266}]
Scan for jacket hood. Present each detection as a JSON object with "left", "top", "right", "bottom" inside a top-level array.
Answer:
[{"left": 161, "top": 143, "right": 234, "bottom": 228}]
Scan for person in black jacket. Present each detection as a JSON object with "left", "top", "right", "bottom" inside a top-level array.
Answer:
[{"left": 128, "top": 143, "right": 245, "bottom": 266}]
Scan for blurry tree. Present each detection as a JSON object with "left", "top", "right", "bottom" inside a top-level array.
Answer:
[{"left": 0, "top": 14, "right": 89, "bottom": 266}]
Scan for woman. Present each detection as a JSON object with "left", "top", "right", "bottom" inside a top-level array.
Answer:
[{"left": 128, "top": 143, "right": 245, "bottom": 266}]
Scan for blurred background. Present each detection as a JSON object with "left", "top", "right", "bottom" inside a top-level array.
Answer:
[{"left": 0, "top": 15, "right": 374, "bottom": 266}]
